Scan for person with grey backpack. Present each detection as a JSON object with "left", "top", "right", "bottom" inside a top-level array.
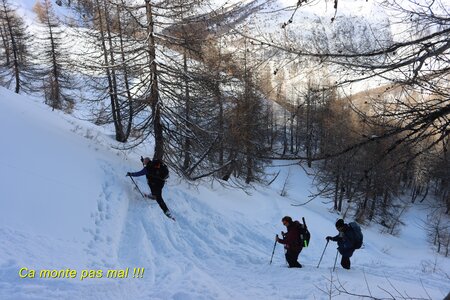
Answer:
[{"left": 326, "top": 219, "right": 363, "bottom": 270}]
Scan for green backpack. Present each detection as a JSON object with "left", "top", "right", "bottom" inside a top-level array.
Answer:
[{"left": 295, "top": 218, "right": 311, "bottom": 247}]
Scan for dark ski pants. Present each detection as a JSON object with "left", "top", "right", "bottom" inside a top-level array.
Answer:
[
  {"left": 337, "top": 246, "right": 354, "bottom": 270},
  {"left": 341, "top": 256, "right": 351, "bottom": 269},
  {"left": 148, "top": 181, "right": 169, "bottom": 214},
  {"left": 285, "top": 248, "right": 302, "bottom": 268}
]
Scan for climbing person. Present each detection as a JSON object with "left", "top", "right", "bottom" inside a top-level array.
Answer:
[
  {"left": 127, "top": 157, "right": 174, "bottom": 220},
  {"left": 275, "top": 216, "right": 304, "bottom": 268},
  {"left": 326, "top": 219, "right": 357, "bottom": 270}
]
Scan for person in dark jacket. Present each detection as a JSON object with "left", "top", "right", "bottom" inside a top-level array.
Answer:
[
  {"left": 275, "top": 216, "right": 303, "bottom": 268},
  {"left": 127, "top": 157, "right": 173, "bottom": 220},
  {"left": 326, "top": 219, "right": 356, "bottom": 269}
]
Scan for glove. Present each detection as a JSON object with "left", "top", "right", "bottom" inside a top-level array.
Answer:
[
  {"left": 326, "top": 236, "right": 332, "bottom": 241},
  {"left": 275, "top": 234, "right": 279, "bottom": 242},
  {"left": 126, "top": 172, "right": 131, "bottom": 177}
]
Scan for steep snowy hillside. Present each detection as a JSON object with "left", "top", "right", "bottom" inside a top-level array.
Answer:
[{"left": 0, "top": 89, "right": 449, "bottom": 299}]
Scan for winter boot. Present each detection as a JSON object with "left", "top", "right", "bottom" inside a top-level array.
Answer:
[
  {"left": 144, "top": 193, "right": 156, "bottom": 200},
  {"left": 164, "top": 211, "right": 175, "bottom": 221}
]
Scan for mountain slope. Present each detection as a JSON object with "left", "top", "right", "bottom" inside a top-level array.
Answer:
[{"left": 0, "top": 87, "right": 448, "bottom": 299}]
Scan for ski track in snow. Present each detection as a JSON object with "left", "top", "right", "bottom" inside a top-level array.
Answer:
[
  {"left": 84, "top": 160, "right": 122, "bottom": 268},
  {"left": 115, "top": 185, "right": 274, "bottom": 299}
]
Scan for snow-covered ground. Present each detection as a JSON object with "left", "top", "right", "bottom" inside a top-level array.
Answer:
[{"left": 0, "top": 88, "right": 449, "bottom": 300}]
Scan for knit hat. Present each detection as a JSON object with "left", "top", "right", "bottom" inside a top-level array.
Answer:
[{"left": 335, "top": 219, "right": 345, "bottom": 229}]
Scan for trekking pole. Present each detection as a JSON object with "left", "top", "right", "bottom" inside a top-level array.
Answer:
[
  {"left": 281, "top": 231, "right": 288, "bottom": 265},
  {"left": 316, "top": 240, "right": 329, "bottom": 268},
  {"left": 332, "top": 249, "right": 339, "bottom": 272},
  {"left": 269, "top": 235, "right": 278, "bottom": 265},
  {"left": 128, "top": 175, "right": 145, "bottom": 198}
]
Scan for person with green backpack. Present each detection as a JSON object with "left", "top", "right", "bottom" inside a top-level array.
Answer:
[
  {"left": 275, "top": 216, "right": 310, "bottom": 268},
  {"left": 326, "top": 219, "right": 363, "bottom": 270}
]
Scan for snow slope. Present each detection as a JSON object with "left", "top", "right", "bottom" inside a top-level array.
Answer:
[{"left": 0, "top": 87, "right": 449, "bottom": 299}]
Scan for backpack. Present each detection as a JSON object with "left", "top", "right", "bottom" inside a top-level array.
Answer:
[
  {"left": 146, "top": 160, "right": 169, "bottom": 181},
  {"left": 159, "top": 163, "right": 169, "bottom": 180},
  {"left": 349, "top": 221, "right": 363, "bottom": 249},
  {"left": 295, "top": 220, "right": 311, "bottom": 248}
]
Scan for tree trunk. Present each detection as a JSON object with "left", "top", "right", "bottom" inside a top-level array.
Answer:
[
  {"left": 215, "top": 82, "right": 224, "bottom": 167},
  {"left": 116, "top": 6, "right": 132, "bottom": 141},
  {"left": 334, "top": 173, "right": 340, "bottom": 210},
  {"left": 290, "top": 113, "right": 294, "bottom": 154},
  {"left": 3, "top": 1, "right": 20, "bottom": 93},
  {"left": 47, "top": 15, "right": 61, "bottom": 109},
  {"left": 103, "top": 0, "right": 125, "bottom": 142},
  {"left": 337, "top": 183, "right": 345, "bottom": 212},
  {"left": 306, "top": 91, "right": 312, "bottom": 167},
  {"left": 145, "top": 0, "right": 163, "bottom": 160},
  {"left": 369, "top": 194, "right": 377, "bottom": 221},
  {"left": 182, "top": 48, "right": 191, "bottom": 170},
  {"left": 245, "top": 151, "right": 253, "bottom": 184},
  {"left": 0, "top": 24, "right": 10, "bottom": 65},
  {"left": 95, "top": 0, "right": 124, "bottom": 142}
]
